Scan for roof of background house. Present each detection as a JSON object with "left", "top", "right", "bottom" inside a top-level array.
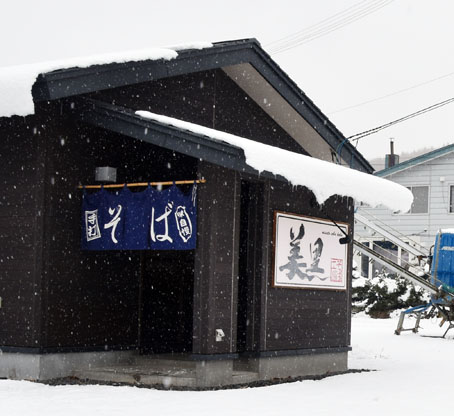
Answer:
[{"left": 376, "top": 143, "right": 454, "bottom": 177}]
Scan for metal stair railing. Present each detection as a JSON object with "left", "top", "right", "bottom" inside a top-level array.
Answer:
[
  {"left": 355, "top": 213, "right": 429, "bottom": 258},
  {"left": 353, "top": 239, "right": 438, "bottom": 296}
]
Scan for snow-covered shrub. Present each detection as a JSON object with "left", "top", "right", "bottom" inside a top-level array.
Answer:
[{"left": 352, "top": 267, "right": 429, "bottom": 318}]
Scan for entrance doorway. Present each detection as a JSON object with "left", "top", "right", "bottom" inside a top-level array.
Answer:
[
  {"left": 140, "top": 251, "right": 194, "bottom": 354},
  {"left": 237, "top": 180, "right": 264, "bottom": 353}
]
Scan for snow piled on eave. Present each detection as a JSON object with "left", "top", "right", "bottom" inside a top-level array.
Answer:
[
  {"left": 0, "top": 42, "right": 213, "bottom": 118},
  {"left": 135, "top": 110, "right": 413, "bottom": 212},
  {"left": 164, "top": 42, "right": 213, "bottom": 51}
]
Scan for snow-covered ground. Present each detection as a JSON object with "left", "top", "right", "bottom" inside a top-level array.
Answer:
[{"left": 1, "top": 314, "right": 452, "bottom": 416}]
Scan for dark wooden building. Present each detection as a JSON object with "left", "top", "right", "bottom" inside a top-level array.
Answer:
[{"left": 0, "top": 39, "right": 373, "bottom": 387}]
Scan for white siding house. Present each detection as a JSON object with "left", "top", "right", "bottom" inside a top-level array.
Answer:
[{"left": 355, "top": 144, "right": 454, "bottom": 277}]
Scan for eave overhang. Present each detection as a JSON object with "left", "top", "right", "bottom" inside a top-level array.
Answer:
[{"left": 69, "top": 98, "right": 286, "bottom": 182}]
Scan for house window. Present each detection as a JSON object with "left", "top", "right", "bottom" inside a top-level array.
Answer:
[
  {"left": 450, "top": 185, "right": 454, "bottom": 213},
  {"left": 407, "top": 186, "right": 429, "bottom": 214}
]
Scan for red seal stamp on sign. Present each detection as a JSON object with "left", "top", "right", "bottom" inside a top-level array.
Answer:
[{"left": 330, "top": 258, "right": 343, "bottom": 282}]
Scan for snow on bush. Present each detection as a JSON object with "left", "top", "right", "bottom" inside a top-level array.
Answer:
[{"left": 352, "top": 266, "right": 429, "bottom": 318}]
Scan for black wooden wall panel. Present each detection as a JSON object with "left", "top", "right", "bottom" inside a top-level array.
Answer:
[
  {"left": 35, "top": 116, "right": 139, "bottom": 348},
  {"left": 236, "top": 179, "right": 265, "bottom": 353},
  {"left": 261, "top": 180, "right": 353, "bottom": 351},
  {"left": 193, "top": 162, "right": 240, "bottom": 355},
  {"left": 37, "top": 105, "right": 198, "bottom": 350},
  {"left": 0, "top": 271, "right": 36, "bottom": 345},
  {"left": 1, "top": 67, "right": 352, "bottom": 356},
  {"left": 94, "top": 69, "right": 307, "bottom": 156},
  {"left": 141, "top": 251, "right": 194, "bottom": 354},
  {"left": 0, "top": 118, "right": 44, "bottom": 348},
  {"left": 94, "top": 71, "right": 215, "bottom": 128}
]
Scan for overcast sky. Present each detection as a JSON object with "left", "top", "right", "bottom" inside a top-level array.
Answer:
[{"left": 2, "top": 0, "right": 453, "bottom": 160}]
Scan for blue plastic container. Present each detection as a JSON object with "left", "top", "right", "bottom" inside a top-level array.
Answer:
[{"left": 431, "top": 230, "right": 454, "bottom": 291}]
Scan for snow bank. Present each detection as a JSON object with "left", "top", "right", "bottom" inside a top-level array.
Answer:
[
  {"left": 135, "top": 111, "right": 413, "bottom": 212},
  {"left": 0, "top": 43, "right": 212, "bottom": 118},
  {"left": 1, "top": 316, "right": 453, "bottom": 416}
]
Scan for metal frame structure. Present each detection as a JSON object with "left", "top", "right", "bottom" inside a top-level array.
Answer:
[{"left": 354, "top": 214, "right": 454, "bottom": 338}]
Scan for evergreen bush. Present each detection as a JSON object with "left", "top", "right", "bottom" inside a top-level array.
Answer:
[{"left": 352, "top": 267, "right": 429, "bottom": 318}]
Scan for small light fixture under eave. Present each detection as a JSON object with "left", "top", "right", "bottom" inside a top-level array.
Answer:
[{"left": 95, "top": 166, "right": 117, "bottom": 183}]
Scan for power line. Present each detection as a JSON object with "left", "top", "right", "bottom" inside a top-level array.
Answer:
[
  {"left": 267, "top": 0, "right": 389, "bottom": 53},
  {"left": 266, "top": 0, "right": 372, "bottom": 48},
  {"left": 329, "top": 69, "right": 454, "bottom": 115},
  {"left": 267, "top": 0, "right": 394, "bottom": 55},
  {"left": 271, "top": 0, "right": 393, "bottom": 55},
  {"left": 269, "top": 1, "right": 391, "bottom": 54},
  {"left": 347, "top": 96, "right": 454, "bottom": 142}
]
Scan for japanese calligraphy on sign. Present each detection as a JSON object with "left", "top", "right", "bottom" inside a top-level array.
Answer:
[
  {"left": 81, "top": 184, "right": 196, "bottom": 251},
  {"left": 273, "top": 211, "right": 348, "bottom": 290},
  {"left": 85, "top": 210, "right": 101, "bottom": 241}
]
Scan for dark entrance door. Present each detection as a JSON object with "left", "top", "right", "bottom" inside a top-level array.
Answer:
[
  {"left": 237, "top": 180, "right": 264, "bottom": 353},
  {"left": 140, "top": 251, "right": 194, "bottom": 354}
]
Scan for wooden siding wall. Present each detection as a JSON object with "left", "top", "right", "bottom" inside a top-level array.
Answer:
[
  {"left": 41, "top": 118, "right": 138, "bottom": 349},
  {"left": 141, "top": 251, "right": 194, "bottom": 354},
  {"left": 237, "top": 179, "right": 264, "bottom": 353},
  {"left": 94, "top": 69, "right": 308, "bottom": 156},
  {"left": 193, "top": 162, "right": 240, "bottom": 355},
  {"left": 0, "top": 118, "right": 45, "bottom": 348},
  {"left": 260, "top": 181, "right": 353, "bottom": 351},
  {"left": 193, "top": 164, "right": 353, "bottom": 354},
  {"left": 0, "top": 68, "right": 351, "bottom": 353},
  {"left": 34, "top": 103, "right": 197, "bottom": 350}
]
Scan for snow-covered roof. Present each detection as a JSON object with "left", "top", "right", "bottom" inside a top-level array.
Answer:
[
  {"left": 0, "top": 43, "right": 212, "bottom": 118},
  {"left": 135, "top": 110, "right": 413, "bottom": 212},
  {"left": 0, "top": 39, "right": 373, "bottom": 174}
]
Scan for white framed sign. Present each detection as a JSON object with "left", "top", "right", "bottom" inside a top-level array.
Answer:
[{"left": 273, "top": 211, "right": 348, "bottom": 290}]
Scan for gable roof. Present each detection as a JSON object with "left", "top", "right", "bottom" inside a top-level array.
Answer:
[
  {"left": 376, "top": 143, "right": 454, "bottom": 177},
  {"left": 22, "top": 38, "right": 372, "bottom": 173}
]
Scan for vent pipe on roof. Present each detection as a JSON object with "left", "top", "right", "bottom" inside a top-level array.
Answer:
[{"left": 385, "top": 138, "right": 399, "bottom": 168}]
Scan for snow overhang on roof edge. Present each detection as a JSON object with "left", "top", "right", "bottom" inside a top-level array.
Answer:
[
  {"left": 135, "top": 110, "right": 413, "bottom": 212},
  {"left": 0, "top": 43, "right": 213, "bottom": 118}
]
